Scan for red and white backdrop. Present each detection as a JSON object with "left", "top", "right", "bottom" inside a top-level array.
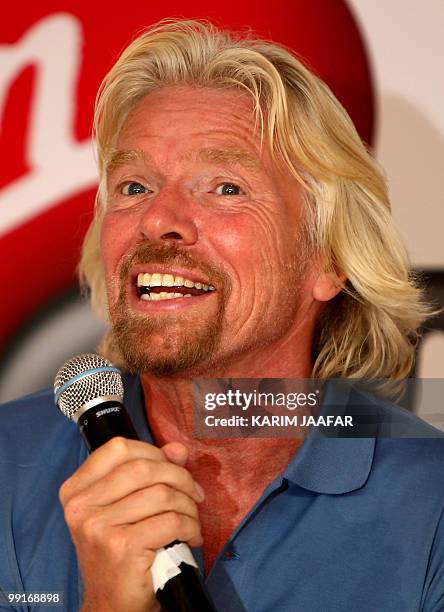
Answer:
[{"left": 1, "top": 1, "right": 443, "bottom": 420}]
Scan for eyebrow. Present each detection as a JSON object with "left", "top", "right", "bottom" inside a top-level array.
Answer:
[
  {"left": 105, "top": 149, "right": 146, "bottom": 175},
  {"left": 191, "top": 148, "right": 261, "bottom": 171},
  {"left": 105, "top": 146, "right": 262, "bottom": 175}
]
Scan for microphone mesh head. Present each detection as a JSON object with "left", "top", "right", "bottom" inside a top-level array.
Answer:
[{"left": 54, "top": 353, "right": 124, "bottom": 420}]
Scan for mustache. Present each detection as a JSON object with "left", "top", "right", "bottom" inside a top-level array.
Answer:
[{"left": 118, "top": 242, "right": 230, "bottom": 290}]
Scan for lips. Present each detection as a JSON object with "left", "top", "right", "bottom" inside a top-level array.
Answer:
[{"left": 136, "top": 272, "right": 216, "bottom": 301}]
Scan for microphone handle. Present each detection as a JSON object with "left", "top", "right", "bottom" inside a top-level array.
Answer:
[
  {"left": 77, "top": 400, "right": 139, "bottom": 451},
  {"left": 77, "top": 400, "right": 217, "bottom": 612},
  {"left": 156, "top": 558, "right": 217, "bottom": 612}
]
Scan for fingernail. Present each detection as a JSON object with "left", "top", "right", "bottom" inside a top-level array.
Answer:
[{"left": 194, "top": 482, "right": 205, "bottom": 502}]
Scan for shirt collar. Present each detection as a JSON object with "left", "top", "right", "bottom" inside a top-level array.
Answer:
[
  {"left": 123, "top": 374, "right": 154, "bottom": 444},
  {"left": 282, "top": 380, "right": 376, "bottom": 494}
]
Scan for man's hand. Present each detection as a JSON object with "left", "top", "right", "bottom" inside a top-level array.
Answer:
[{"left": 59, "top": 437, "right": 204, "bottom": 612}]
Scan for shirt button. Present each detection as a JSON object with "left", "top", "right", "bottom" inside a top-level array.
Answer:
[{"left": 224, "top": 549, "right": 239, "bottom": 560}]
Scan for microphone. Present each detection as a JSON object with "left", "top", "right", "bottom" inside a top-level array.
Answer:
[{"left": 54, "top": 353, "right": 216, "bottom": 612}]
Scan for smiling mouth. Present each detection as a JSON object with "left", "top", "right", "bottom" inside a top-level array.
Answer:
[{"left": 136, "top": 272, "right": 216, "bottom": 301}]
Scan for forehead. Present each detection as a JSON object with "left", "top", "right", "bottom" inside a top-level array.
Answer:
[
  {"left": 114, "top": 86, "right": 267, "bottom": 163},
  {"left": 120, "top": 85, "right": 257, "bottom": 131}
]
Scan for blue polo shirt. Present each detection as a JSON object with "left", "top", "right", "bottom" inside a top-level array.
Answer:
[{"left": 1, "top": 376, "right": 444, "bottom": 611}]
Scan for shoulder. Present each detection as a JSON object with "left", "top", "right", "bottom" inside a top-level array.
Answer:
[
  {"left": 344, "top": 381, "right": 444, "bottom": 438},
  {"left": 0, "top": 373, "right": 145, "bottom": 467},
  {"left": 0, "top": 386, "right": 66, "bottom": 424},
  {"left": 350, "top": 385, "right": 444, "bottom": 495},
  {"left": 0, "top": 387, "right": 82, "bottom": 468}
]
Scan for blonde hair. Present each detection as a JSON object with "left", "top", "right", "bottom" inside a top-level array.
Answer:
[{"left": 80, "top": 18, "right": 430, "bottom": 382}]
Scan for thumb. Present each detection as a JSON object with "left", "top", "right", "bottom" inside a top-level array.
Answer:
[{"left": 162, "top": 441, "right": 189, "bottom": 466}]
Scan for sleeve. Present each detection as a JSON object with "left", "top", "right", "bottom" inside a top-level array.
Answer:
[
  {"left": 0, "top": 463, "right": 27, "bottom": 612},
  {"left": 421, "top": 507, "right": 444, "bottom": 611}
]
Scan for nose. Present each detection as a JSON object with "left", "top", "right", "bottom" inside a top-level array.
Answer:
[{"left": 138, "top": 188, "right": 198, "bottom": 246}]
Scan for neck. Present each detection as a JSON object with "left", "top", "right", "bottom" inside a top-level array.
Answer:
[
  {"left": 140, "top": 336, "right": 312, "bottom": 574},
  {"left": 141, "top": 327, "right": 313, "bottom": 444}
]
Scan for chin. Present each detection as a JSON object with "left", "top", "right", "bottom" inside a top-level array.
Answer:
[{"left": 112, "top": 323, "right": 220, "bottom": 378}]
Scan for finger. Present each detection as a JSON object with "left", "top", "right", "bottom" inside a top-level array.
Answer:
[
  {"left": 126, "top": 511, "right": 203, "bottom": 550},
  {"left": 73, "top": 458, "right": 205, "bottom": 507},
  {"left": 162, "top": 442, "right": 189, "bottom": 466},
  {"left": 89, "top": 484, "right": 201, "bottom": 526},
  {"left": 60, "top": 437, "right": 166, "bottom": 502}
]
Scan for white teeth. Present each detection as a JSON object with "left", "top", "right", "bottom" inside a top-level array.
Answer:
[
  {"left": 137, "top": 272, "right": 217, "bottom": 292},
  {"left": 140, "top": 291, "right": 191, "bottom": 301},
  {"left": 184, "top": 294, "right": 193, "bottom": 298},
  {"left": 162, "top": 274, "right": 174, "bottom": 286},
  {"left": 150, "top": 273, "right": 162, "bottom": 287}
]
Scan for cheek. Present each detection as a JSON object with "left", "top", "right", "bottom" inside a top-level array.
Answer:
[
  {"left": 209, "top": 212, "right": 291, "bottom": 312},
  {"left": 211, "top": 209, "right": 290, "bottom": 271},
  {"left": 100, "top": 213, "right": 131, "bottom": 276}
]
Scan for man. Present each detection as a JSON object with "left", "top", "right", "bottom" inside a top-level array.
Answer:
[{"left": 1, "top": 19, "right": 444, "bottom": 612}]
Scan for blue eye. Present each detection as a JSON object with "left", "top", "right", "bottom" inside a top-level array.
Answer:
[
  {"left": 121, "top": 182, "right": 147, "bottom": 195},
  {"left": 215, "top": 183, "right": 242, "bottom": 196}
]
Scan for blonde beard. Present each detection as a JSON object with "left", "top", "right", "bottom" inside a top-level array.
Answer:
[{"left": 109, "top": 303, "right": 226, "bottom": 377}]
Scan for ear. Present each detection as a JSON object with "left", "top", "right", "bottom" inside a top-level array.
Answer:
[{"left": 312, "top": 269, "right": 346, "bottom": 302}]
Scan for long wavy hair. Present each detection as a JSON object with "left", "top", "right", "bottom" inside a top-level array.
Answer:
[{"left": 79, "top": 19, "right": 430, "bottom": 382}]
